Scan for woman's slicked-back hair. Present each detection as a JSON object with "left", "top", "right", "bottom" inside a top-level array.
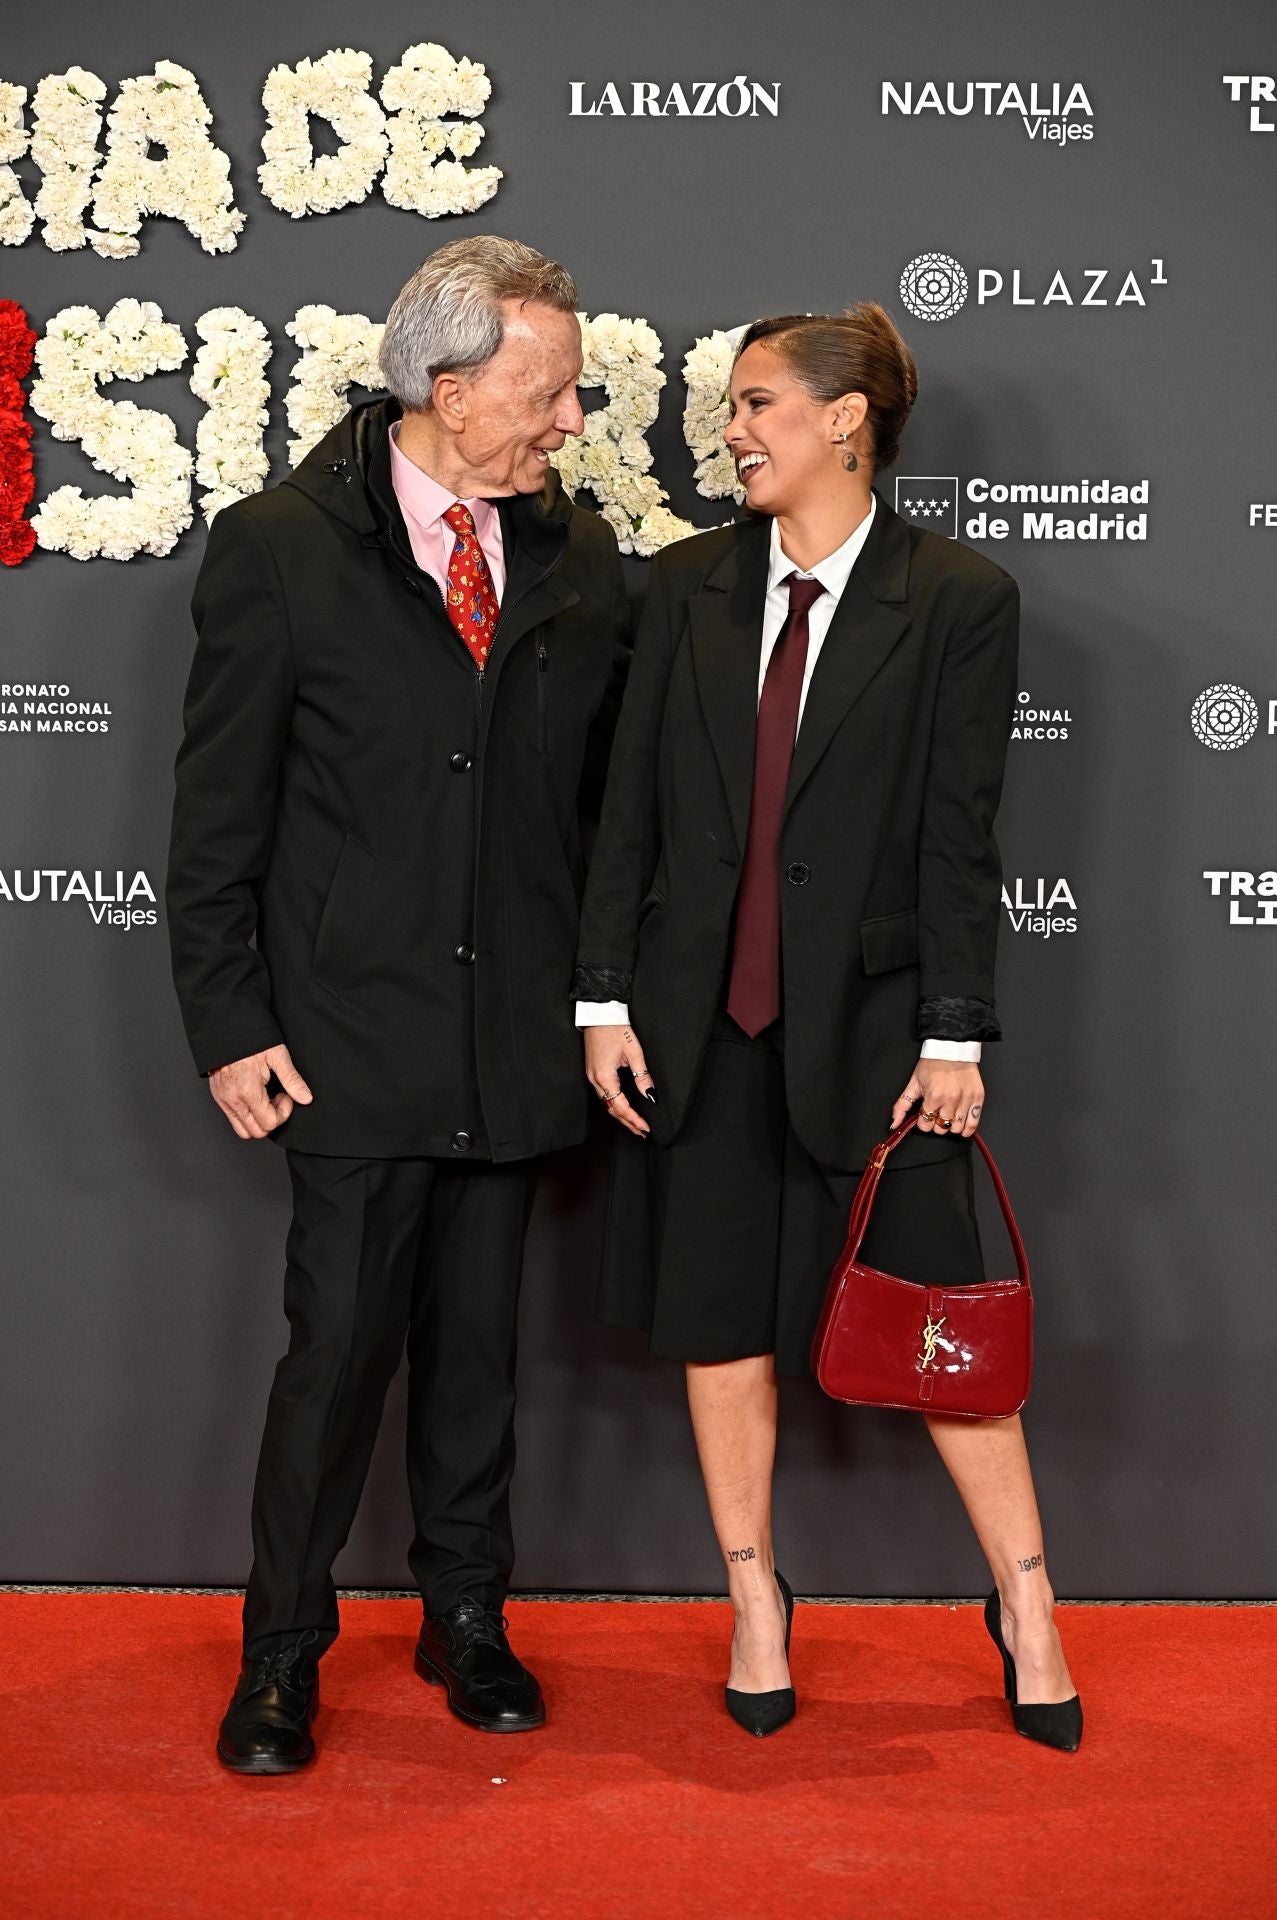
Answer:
[
  {"left": 379, "top": 235, "right": 579, "bottom": 412},
  {"left": 733, "top": 304, "right": 918, "bottom": 468}
]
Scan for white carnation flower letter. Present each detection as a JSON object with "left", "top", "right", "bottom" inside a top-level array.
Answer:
[
  {"left": 379, "top": 41, "right": 501, "bottom": 218},
  {"left": 259, "top": 49, "right": 389, "bottom": 218},
  {"left": 191, "top": 308, "right": 272, "bottom": 523},
  {"left": 88, "top": 62, "right": 243, "bottom": 258},
  {"left": 30, "top": 299, "right": 194, "bottom": 561},
  {"left": 0, "top": 81, "right": 34, "bottom": 246},
  {"left": 283, "top": 304, "right": 385, "bottom": 465},
  {"left": 682, "top": 326, "right": 749, "bottom": 505},
  {"left": 550, "top": 313, "right": 694, "bottom": 557},
  {"left": 29, "top": 68, "right": 107, "bottom": 253}
]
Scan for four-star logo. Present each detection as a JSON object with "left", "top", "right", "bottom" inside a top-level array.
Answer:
[{"left": 894, "top": 478, "right": 958, "bottom": 539}]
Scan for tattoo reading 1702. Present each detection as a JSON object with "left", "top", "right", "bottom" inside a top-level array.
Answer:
[{"left": 726, "top": 1547, "right": 756, "bottom": 1564}]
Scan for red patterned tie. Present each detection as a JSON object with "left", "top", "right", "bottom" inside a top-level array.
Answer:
[
  {"left": 726, "top": 574, "right": 826, "bottom": 1037},
  {"left": 442, "top": 501, "right": 500, "bottom": 669}
]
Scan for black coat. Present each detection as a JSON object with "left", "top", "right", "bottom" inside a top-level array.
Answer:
[
  {"left": 573, "top": 493, "right": 1019, "bottom": 1173},
  {"left": 166, "top": 396, "right": 629, "bottom": 1161}
]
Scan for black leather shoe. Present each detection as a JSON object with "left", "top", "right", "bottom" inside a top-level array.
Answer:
[
  {"left": 216, "top": 1631, "right": 320, "bottom": 1774},
  {"left": 984, "top": 1591, "right": 1083, "bottom": 1752},
  {"left": 415, "top": 1600, "right": 545, "bottom": 1732},
  {"left": 725, "top": 1570, "right": 796, "bottom": 1738}
]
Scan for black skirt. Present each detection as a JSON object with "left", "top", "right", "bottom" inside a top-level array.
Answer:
[{"left": 597, "top": 1008, "right": 987, "bottom": 1376}]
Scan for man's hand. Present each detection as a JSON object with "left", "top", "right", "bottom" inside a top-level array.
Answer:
[
  {"left": 209, "top": 1044, "right": 314, "bottom": 1140},
  {"left": 891, "top": 1059, "right": 985, "bottom": 1138},
  {"left": 583, "top": 1024, "right": 656, "bottom": 1138}
]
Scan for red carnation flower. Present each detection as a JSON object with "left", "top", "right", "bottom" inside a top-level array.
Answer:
[
  {"left": 0, "top": 517, "right": 37, "bottom": 566},
  {"left": 0, "top": 300, "right": 39, "bottom": 565}
]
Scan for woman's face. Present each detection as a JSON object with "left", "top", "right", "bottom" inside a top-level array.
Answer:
[{"left": 724, "top": 340, "right": 862, "bottom": 514}]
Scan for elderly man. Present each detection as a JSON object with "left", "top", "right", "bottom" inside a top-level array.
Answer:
[{"left": 167, "top": 237, "right": 628, "bottom": 1771}]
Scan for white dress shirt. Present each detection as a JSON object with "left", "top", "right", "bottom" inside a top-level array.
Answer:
[{"left": 576, "top": 497, "right": 981, "bottom": 1063}]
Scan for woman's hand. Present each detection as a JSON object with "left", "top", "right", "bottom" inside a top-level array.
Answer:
[
  {"left": 891, "top": 1059, "right": 985, "bottom": 1138},
  {"left": 583, "top": 1024, "right": 656, "bottom": 1138}
]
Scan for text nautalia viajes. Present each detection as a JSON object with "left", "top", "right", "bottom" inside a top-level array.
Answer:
[
  {"left": 0, "top": 870, "right": 156, "bottom": 927},
  {"left": 881, "top": 80, "right": 1094, "bottom": 142}
]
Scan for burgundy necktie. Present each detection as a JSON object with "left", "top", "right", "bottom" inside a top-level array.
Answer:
[{"left": 726, "top": 574, "right": 826, "bottom": 1037}]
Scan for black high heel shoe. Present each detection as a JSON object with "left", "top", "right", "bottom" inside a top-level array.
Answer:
[
  {"left": 984, "top": 1591, "right": 1083, "bottom": 1752},
  {"left": 725, "top": 1570, "right": 795, "bottom": 1738}
]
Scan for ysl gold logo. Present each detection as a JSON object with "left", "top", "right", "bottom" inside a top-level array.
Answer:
[{"left": 916, "top": 1313, "right": 946, "bottom": 1373}]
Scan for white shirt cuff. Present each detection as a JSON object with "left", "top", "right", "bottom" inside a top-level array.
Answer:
[
  {"left": 920, "top": 1038, "right": 982, "bottom": 1063},
  {"left": 575, "top": 1007, "right": 980, "bottom": 1058},
  {"left": 576, "top": 1000, "right": 630, "bottom": 1027}
]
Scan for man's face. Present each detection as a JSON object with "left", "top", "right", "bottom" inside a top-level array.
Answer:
[{"left": 451, "top": 301, "right": 585, "bottom": 494}]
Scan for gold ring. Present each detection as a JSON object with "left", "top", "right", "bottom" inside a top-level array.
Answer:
[
  {"left": 920, "top": 1108, "right": 939, "bottom": 1123},
  {"left": 604, "top": 1092, "right": 620, "bottom": 1107}
]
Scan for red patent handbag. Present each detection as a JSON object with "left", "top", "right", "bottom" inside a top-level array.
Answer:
[{"left": 811, "top": 1112, "right": 1033, "bottom": 1418}]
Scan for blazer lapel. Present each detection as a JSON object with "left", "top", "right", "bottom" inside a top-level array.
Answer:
[
  {"left": 688, "top": 519, "right": 771, "bottom": 858},
  {"left": 785, "top": 495, "right": 913, "bottom": 814}
]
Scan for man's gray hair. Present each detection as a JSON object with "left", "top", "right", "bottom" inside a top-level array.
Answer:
[{"left": 379, "top": 235, "right": 579, "bottom": 411}]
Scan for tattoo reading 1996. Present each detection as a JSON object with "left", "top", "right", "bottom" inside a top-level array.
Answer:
[{"left": 727, "top": 1547, "right": 756, "bottom": 1563}]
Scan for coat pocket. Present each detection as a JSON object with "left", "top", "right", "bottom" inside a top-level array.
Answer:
[
  {"left": 637, "top": 885, "right": 668, "bottom": 929},
  {"left": 859, "top": 907, "right": 919, "bottom": 976},
  {"left": 312, "top": 833, "right": 377, "bottom": 993}
]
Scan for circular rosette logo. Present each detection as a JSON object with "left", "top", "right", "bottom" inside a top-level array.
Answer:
[
  {"left": 1190, "top": 683, "right": 1259, "bottom": 751},
  {"left": 899, "top": 252, "right": 969, "bottom": 323}
]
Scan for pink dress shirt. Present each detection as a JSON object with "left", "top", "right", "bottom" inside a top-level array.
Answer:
[{"left": 387, "top": 420, "right": 506, "bottom": 603}]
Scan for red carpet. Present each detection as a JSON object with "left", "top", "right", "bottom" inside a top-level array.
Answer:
[{"left": 0, "top": 1593, "right": 1271, "bottom": 1919}]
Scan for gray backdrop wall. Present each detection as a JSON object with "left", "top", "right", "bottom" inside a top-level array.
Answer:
[{"left": 2, "top": 0, "right": 1272, "bottom": 1598}]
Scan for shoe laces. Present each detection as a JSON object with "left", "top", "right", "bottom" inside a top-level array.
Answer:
[
  {"left": 251, "top": 1628, "right": 319, "bottom": 1692},
  {"left": 451, "top": 1603, "right": 509, "bottom": 1651}
]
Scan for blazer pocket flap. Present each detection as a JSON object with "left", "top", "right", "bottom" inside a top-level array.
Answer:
[
  {"left": 313, "top": 834, "right": 377, "bottom": 985},
  {"left": 860, "top": 908, "right": 919, "bottom": 976}
]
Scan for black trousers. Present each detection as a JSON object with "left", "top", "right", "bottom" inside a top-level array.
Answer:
[{"left": 242, "top": 1150, "right": 538, "bottom": 1660}]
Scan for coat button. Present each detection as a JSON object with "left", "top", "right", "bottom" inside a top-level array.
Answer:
[
  {"left": 451, "top": 1130, "right": 473, "bottom": 1153},
  {"left": 453, "top": 942, "right": 475, "bottom": 964},
  {"left": 450, "top": 751, "right": 473, "bottom": 772},
  {"left": 787, "top": 862, "right": 811, "bottom": 885}
]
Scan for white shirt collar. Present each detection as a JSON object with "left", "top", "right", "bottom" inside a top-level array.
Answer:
[{"left": 766, "top": 492, "right": 877, "bottom": 600}]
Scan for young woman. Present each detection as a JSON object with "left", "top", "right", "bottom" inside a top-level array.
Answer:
[{"left": 572, "top": 306, "right": 1081, "bottom": 1750}]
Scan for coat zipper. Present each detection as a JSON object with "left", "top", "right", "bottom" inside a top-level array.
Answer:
[
  {"left": 536, "top": 640, "right": 548, "bottom": 752},
  {"left": 468, "top": 533, "right": 566, "bottom": 739}
]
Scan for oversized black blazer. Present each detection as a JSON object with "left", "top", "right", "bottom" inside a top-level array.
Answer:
[
  {"left": 166, "top": 395, "right": 629, "bottom": 1162},
  {"left": 573, "top": 492, "right": 1019, "bottom": 1173}
]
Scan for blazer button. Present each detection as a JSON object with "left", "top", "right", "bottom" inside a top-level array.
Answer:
[
  {"left": 454, "top": 942, "right": 475, "bottom": 964},
  {"left": 451, "top": 1130, "right": 473, "bottom": 1153},
  {"left": 786, "top": 862, "right": 811, "bottom": 885},
  {"left": 450, "top": 751, "right": 473, "bottom": 772}
]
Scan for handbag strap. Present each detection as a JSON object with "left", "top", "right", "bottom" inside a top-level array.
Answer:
[{"left": 843, "top": 1111, "right": 1030, "bottom": 1285}]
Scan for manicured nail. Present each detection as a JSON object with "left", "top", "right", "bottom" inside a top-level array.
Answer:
[{"left": 643, "top": 1088, "right": 659, "bottom": 1105}]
